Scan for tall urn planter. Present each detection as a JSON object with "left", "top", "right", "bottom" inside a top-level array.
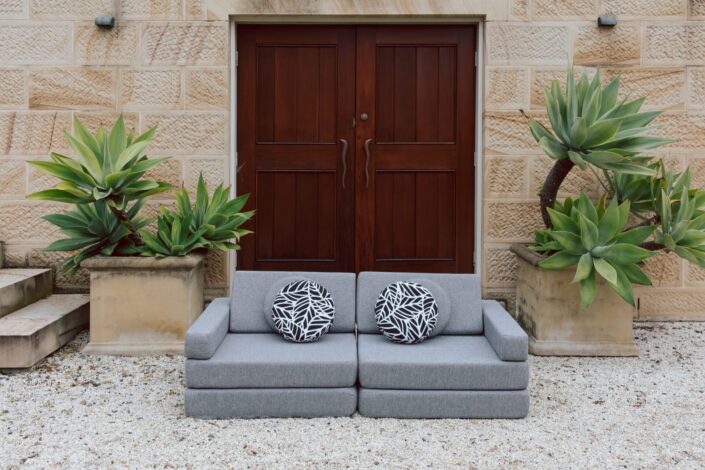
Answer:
[
  {"left": 81, "top": 254, "right": 204, "bottom": 355},
  {"left": 511, "top": 244, "right": 638, "bottom": 357}
]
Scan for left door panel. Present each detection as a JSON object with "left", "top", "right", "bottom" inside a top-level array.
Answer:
[{"left": 237, "top": 25, "right": 356, "bottom": 271}]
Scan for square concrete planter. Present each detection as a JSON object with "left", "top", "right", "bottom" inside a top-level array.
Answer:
[
  {"left": 511, "top": 244, "right": 638, "bottom": 357},
  {"left": 81, "top": 254, "right": 204, "bottom": 355}
]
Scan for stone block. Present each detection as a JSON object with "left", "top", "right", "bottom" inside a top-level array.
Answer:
[
  {"left": 656, "top": 112, "right": 705, "bottom": 151},
  {"left": 530, "top": 157, "right": 599, "bottom": 198},
  {"left": 530, "top": 67, "right": 597, "bottom": 109},
  {"left": 184, "top": 156, "right": 228, "bottom": 193},
  {"left": 690, "top": 0, "right": 705, "bottom": 18},
  {"left": 0, "top": 0, "right": 24, "bottom": 19},
  {"left": 485, "top": 67, "right": 527, "bottom": 110},
  {"left": 485, "top": 201, "right": 543, "bottom": 241},
  {"left": 75, "top": 23, "right": 140, "bottom": 66},
  {"left": 120, "top": 69, "right": 182, "bottom": 110},
  {"left": 120, "top": 0, "right": 182, "bottom": 20},
  {"left": 486, "top": 24, "right": 569, "bottom": 65},
  {"left": 29, "top": 0, "right": 111, "bottom": 19},
  {"left": 644, "top": 23, "right": 705, "bottom": 65},
  {"left": 688, "top": 156, "right": 705, "bottom": 186},
  {"left": 0, "top": 112, "right": 71, "bottom": 155},
  {"left": 0, "top": 202, "right": 64, "bottom": 243},
  {"left": 602, "top": 68, "right": 685, "bottom": 111},
  {"left": 186, "top": 0, "right": 207, "bottom": 19},
  {"left": 485, "top": 157, "right": 528, "bottom": 198},
  {"left": 0, "top": 268, "right": 52, "bottom": 318},
  {"left": 29, "top": 68, "right": 115, "bottom": 110},
  {"left": 204, "top": 249, "right": 228, "bottom": 288},
  {"left": 0, "top": 69, "right": 25, "bottom": 108},
  {"left": 27, "top": 161, "right": 59, "bottom": 194},
  {"left": 0, "top": 159, "right": 26, "bottom": 198},
  {"left": 484, "top": 111, "right": 542, "bottom": 155},
  {"left": 686, "top": 263, "right": 705, "bottom": 285},
  {"left": 143, "top": 112, "right": 227, "bottom": 154},
  {"left": 144, "top": 158, "right": 183, "bottom": 193},
  {"left": 142, "top": 22, "right": 228, "bottom": 66},
  {"left": 0, "top": 23, "right": 71, "bottom": 65},
  {"left": 641, "top": 252, "right": 683, "bottom": 287},
  {"left": 533, "top": 0, "right": 597, "bottom": 19},
  {"left": 601, "top": 0, "right": 685, "bottom": 17},
  {"left": 73, "top": 111, "right": 139, "bottom": 134},
  {"left": 485, "top": 245, "right": 518, "bottom": 288},
  {"left": 637, "top": 288, "right": 705, "bottom": 320},
  {"left": 687, "top": 68, "right": 705, "bottom": 109},
  {"left": 509, "top": 0, "right": 529, "bottom": 19},
  {"left": 186, "top": 69, "right": 228, "bottom": 109},
  {"left": 27, "top": 249, "right": 90, "bottom": 290},
  {"left": 574, "top": 23, "right": 641, "bottom": 65}
]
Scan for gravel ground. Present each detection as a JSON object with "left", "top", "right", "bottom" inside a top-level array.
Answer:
[{"left": 1, "top": 323, "right": 704, "bottom": 469}]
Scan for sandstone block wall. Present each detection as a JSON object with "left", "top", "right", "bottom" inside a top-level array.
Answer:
[
  {"left": 2, "top": 0, "right": 704, "bottom": 318},
  {"left": 485, "top": 0, "right": 705, "bottom": 319},
  {"left": 0, "top": 0, "right": 229, "bottom": 296}
]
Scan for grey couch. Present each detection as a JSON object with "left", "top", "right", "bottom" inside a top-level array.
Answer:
[
  {"left": 356, "top": 272, "right": 529, "bottom": 419},
  {"left": 184, "top": 271, "right": 358, "bottom": 419},
  {"left": 184, "top": 270, "right": 529, "bottom": 419}
]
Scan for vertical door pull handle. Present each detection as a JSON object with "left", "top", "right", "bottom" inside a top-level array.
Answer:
[
  {"left": 364, "top": 138, "right": 372, "bottom": 189},
  {"left": 339, "top": 138, "right": 348, "bottom": 189}
]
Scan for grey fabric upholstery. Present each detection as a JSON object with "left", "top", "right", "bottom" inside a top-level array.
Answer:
[
  {"left": 357, "top": 272, "right": 482, "bottom": 334},
  {"left": 482, "top": 300, "right": 529, "bottom": 361},
  {"left": 185, "top": 388, "right": 357, "bottom": 419},
  {"left": 186, "top": 333, "right": 357, "bottom": 388},
  {"left": 358, "top": 389, "right": 529, "bottom": 419},
  {"left": 358, "top": 334, "right": 529, "bottom": 390},
  {"left": 184, "top": 298, "right": 229, "bottom": 359},
  {"left": 230, "top": 271, "right": 356, "bottom": 333}
]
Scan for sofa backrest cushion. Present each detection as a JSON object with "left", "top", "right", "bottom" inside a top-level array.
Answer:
[
  {"left": 357, "top": 272, "right": 482, "bottom": 335},
  {"left": 230, "top": 271, "right": 356, "bottom": 333}
]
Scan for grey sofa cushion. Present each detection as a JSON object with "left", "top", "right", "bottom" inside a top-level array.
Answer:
[
  {"left": 185, "top": 333, "right": 357, "bottom": 388},
  {"left": 185, "top": 388, "right": 357, "bottom": 419},
  {"left": 358, "top": 334, "right": 529, "bottom": 390},
  {"left": 357, "top": 272, "right": 482, "bottom": 335},
  {"left": 184, "top": 298, "right": 230, "bottom": 359},
  {"left": 230, "top": 271, "right": 355, "bottom": 333},
  {"left": 482, "top": 300, "right": 529, "bottom": 361},
  {"left": 358, "top": 389, "right": 529, "bottom": 419}
]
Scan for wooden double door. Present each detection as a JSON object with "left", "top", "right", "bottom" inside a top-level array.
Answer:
[{"left": 237, "top": 25, "right": 476, "bottom": 273}]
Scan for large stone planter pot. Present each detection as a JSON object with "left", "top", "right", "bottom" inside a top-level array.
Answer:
[
  {"left": 511, "top": 244, "right": 638, "bottom": 357},
  {"left": 81, "top": 254, "right": 204, "bottom": 355}
]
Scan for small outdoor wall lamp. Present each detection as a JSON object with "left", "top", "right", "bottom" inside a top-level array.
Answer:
[
  {"left": 95, "top": 16, "right": 115, "bottom": 28},
  {"left": 597, "top": 16, "right": 617, "bottom": 27}
]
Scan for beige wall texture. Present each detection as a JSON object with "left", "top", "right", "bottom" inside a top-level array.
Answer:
[{"left": 1, "top": 0, "right": 704, "bottom": 319}]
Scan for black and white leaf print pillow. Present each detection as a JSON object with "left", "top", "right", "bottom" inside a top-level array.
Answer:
[
  {"left": 375, "top": 281, "right": 438, "bottom": 344},
  {"left": 271, "top": 280, "right": 335, "bottom": 343}
]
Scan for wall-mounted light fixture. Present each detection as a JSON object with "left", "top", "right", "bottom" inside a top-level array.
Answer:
[
  {"left": 597, "top": 16, "right": 617, "bottom": 27},
  {"left": 95, "top": 16, "right": 115, "bottom": 28}
]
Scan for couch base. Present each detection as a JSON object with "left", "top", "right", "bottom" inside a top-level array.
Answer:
[
  {"left": 185, "top": 387, "right": 357, "bottom": 419},
  {"left": 358, "top": 389, "right": 529, "bottom": 419}
]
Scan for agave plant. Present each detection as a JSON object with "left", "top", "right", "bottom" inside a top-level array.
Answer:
[
  {"left": 27, "top": 116, "right": 171, "bottom": 228},
  {"left": 138, "top": 174, "right": 254, "bottom": 257},
  {"left": 529, "top": 69, "right": 671, "bottom": 227},
  {"left": 535, "top": 194, "right": 656, "bottom": 308},
  {"left": 43, "top": 200, "right": 150, "bottom": 274}
]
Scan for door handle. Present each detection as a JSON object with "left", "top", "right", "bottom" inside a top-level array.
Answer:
[
  {"left": 364, "top": 138, "right": 372, "bottom": 189},
  {"left": 339, "top": 138, "right": 348, "bottom": 189}
]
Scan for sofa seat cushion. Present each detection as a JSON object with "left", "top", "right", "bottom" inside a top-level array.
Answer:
[
  {"left": 358, "top": 334, "right": 529, "bottom": 391},
  {"left": 186, "top": 333, "right": 357, "bottom": 388}
]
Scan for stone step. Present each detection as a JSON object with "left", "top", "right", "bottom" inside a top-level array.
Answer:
[
  {"left": 0, "top": 269, "right": 53, "bottom": 319},
  {"left": 0, "top": 294, "right": 89, "bottom": 368}
]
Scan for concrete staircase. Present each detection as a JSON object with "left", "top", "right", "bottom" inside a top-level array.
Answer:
[{"left": 0, "top": 267, "right": 89, "bottom": 368}]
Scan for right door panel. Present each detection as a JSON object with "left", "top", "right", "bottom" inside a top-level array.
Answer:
[{"left": 355, "top": 26, "right": 476, "bottom": 273}]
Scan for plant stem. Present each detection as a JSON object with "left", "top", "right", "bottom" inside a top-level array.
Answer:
[
  {"left": 640, "top": 241, "right": 664, "bottom": 251},
  {"left": 540, "top": 158, "right": 575, "bottom": 228},
  {"left": 626, "top": 215, "right": 660, "bottom": 231},
  {"left": 589, "top": 166, "right": 610, "bottom": 194},
  {"left": 108, "top": 204, "right": 143, "bottom": 246}
]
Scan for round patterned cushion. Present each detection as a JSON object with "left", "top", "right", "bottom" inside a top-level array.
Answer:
[
  {"left": 407, "top": 278, "right": 450, "bottom": 337},
  {"left": 374, "top": 281, "right": 439, "bottom": 344},
  {"left": 271, "top": 279, "right": 335, "bottom": 342}
]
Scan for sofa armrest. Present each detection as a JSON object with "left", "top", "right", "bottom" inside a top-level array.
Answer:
[
  {"left": 185, "top": 298, "right": 230, "bottom": 359},
  {"left": 482, "top": 300, "right": 528, "bottom": 362}
]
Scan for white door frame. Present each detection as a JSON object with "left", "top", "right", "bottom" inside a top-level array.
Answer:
[{"left": 228, "top": 18, "right": 485, "bottom": 281}]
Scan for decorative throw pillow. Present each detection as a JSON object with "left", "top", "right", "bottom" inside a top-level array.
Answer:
[
  {"left": 271, "top": 279, "right": 335, "bottom": 342},
  {"left": 374, "top": 281, "right": 438, "bottom": 344},
  {"left": 407, "top": 278, "right": 450, "bottom": 337}
]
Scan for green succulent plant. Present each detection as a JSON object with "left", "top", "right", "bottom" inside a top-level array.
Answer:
[
  {"left": 535, "top": 194, "right": 656, "bottom": 308},
  {"left": 137, "top": 174, "right": 254, "bottom": 257},
  {"left": 43, "top": 200, "right": 150, "bottom": 274},
  {"left": 27, "top": 116, "right": 171, "bottom": 209}
]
